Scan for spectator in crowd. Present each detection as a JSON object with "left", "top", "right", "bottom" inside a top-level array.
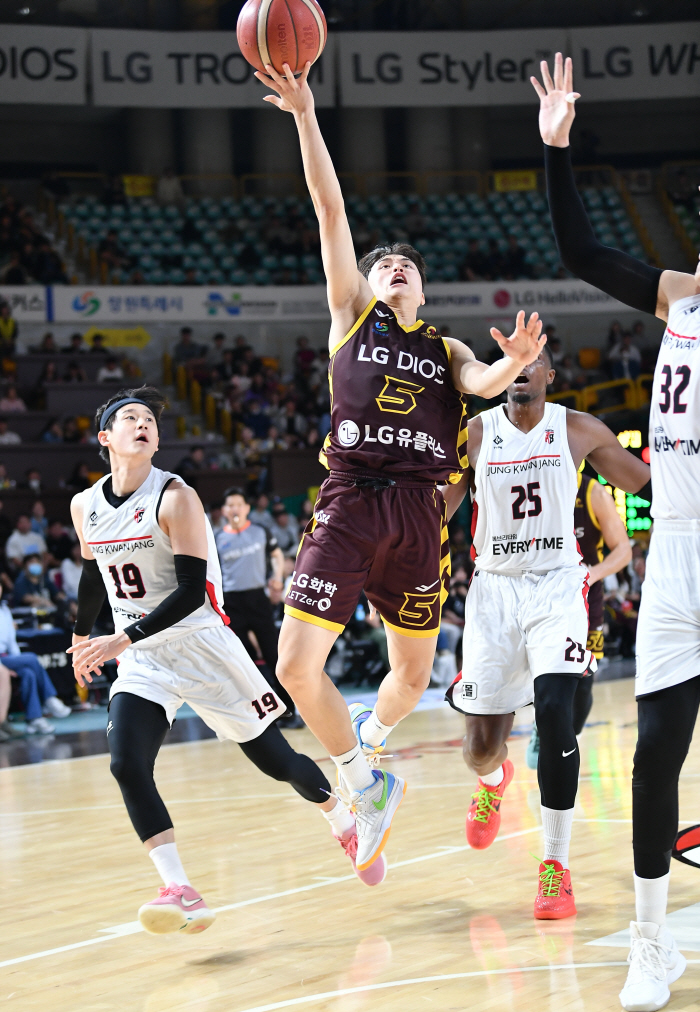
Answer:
[
  {"left": 607, "top": 319, "right": 623, "bottom": 351},
  {"left": 1, "top": 251, "right": 29, "bottom": 284},
  {"left": 13, "top": 553, "right": 63, "bottom": 612},
  {"left": 609, "top": 332, "right": 642, "bottom": 380},
  {"left": 461, "top": 239, "right": 491, "bottom": 281},
  {"left": 500, "top": 236, "right": 529, "bottom": 279},
  {"left": 176, "top": 445, "right": 207, "bottom": 475},
  {"left": 547, "top": 333, "right": 565, "bottom": 366},
  {"left": 89, "top": 333, "right": 106, "bottom": 354},
  {"left": 22, "top": 468, "right": 43, "bottom": 493},
  {"left": 97, "top": 355, "right": 124, "bottom": 383},
  {"left": 206, "top": 503, "right": 225, "bottom": 533},
  {"left": 156, "top": 168, "right": 184, "bottom": 207},
  {"left": 209, "top": 332, "right": 227, "bottom": 369},
  {"left": 62, "top": 333, "right": 85, "bottom": 355},
  {"left": 244, "top": 399, "right": 270, "bottom": 439},
  {"left": 173, "top": 327, "right": 206, "bottom": 369},
  {"left": 33, "top": 240, "right": 67, "bottom": 284},
  {"left": 62, "top": 417, "right": 84, "bottom": 443},
  {"left": 259, "top": 424, "right": 286, "bottom": 454},
  {"left": 0, "top": 417, "right": 20, "bottom": 445},
  {"left": 0, "top": 661, "right": 23, "bottom": 741},
  {"left": 0, "top": 467, "right": 14, "bottom": 491},
  {"left": 98, "top": 230, "right": 127, "bottom": 274},
  {"left": 269, "top": 501, "right": 300, "bottom": 558},
  {"left": 30, "top": 501, "right": 47, "bottom": 536},
  {"left": 0, "top": 301, "right": 17, "bottom": 358},
  {"left": 0, "top": 385, "right": 26, "bottom": 412},
  {"left": 281, "top": 398, "right": 308, "bottom": 440},
  {"left": 63, "top": 361, "right": 87, "bottom": 383},
  {"left": 68, "top": 462, "right": 92, "bottom": 491},
  {"left": 249, "top": 493, "right": 273, "bottom": 530},
  {"left": 46, "top": 519, "right": 75, "bottom": 565},
  {"left": 59, "top": 541, "right": 82, "bottom": 601},
  {"left": 41, "top": 418, "right": 63, "bottom": 443},
  {"left": 35, "top": 332, "right": 58, "bottom": 354},
  {"left": 0, "top": 579, "right": 70, "bottom": 734},
  {"left": 6, "top": 515, "right": 47, "bottom": 570}
]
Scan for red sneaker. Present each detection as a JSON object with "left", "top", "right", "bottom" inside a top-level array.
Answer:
[
  {"left": 534, "top": 860, "right": 577, "bottom": 920},
  {"left": 466, "top": 758, "right": 514, "bottom": 850},
  {"left": 334, "top": 827, "right": 387, "bottom": 886}
]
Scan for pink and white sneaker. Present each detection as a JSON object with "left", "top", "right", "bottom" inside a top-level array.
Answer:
[
  {"left": 138, "top": 882, "right": 215, "bottom": 935},
  {"left": 335, "top": 827, "right": 387, "bottom": 886}
]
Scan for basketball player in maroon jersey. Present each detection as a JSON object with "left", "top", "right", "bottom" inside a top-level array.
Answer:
[{"left": 255, "top": 61, "right": 546, "bottom": 872}]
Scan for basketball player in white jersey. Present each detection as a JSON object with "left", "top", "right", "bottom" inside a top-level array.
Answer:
[
  {"left": 533, "top": 53, "right": 700, "bottom": 1009},
  {"left": 68, "top": 388, "right": 387, "bottom": 936},
  {"left": 443, "top": 342, "right": 649, "bottom": 918}
]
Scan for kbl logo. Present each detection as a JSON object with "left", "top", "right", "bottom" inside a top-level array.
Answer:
[
  {"left": 374, "top": 322, "right": 389, "bottom": 333},
  {"left": 72, "top": 291, "right": 100, "bottom": 316}
]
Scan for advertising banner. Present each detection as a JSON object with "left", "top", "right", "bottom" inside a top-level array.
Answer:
[
  {"left": 0, "top": 286, "right": 48, "bottom": 321},
  {"left": 0, "top": 24, "right": 87, "bottom": 105},
  {"left": 90, "top": 28, "right": 334, "bottom": 108}
]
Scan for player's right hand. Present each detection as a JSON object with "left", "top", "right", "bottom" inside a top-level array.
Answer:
[
  {"left": 255, "top": 61, "right": 314, "bottom": 116},
  {"left": 530, "top": 52, "right": 580, "bottom": 148}
]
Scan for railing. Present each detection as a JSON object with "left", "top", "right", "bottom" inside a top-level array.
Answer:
[{"left": 618, "top": 174, "right": 662, "bottom": 267}]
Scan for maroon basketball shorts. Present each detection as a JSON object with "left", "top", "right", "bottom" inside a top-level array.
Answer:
[
  {"left": 587, "top": 580, "right": 605, "bottom": 660},
  {"left": 284, "top": 473, "right": 450, "bottom": 638}
]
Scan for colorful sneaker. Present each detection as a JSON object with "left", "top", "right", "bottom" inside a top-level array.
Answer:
[
  {"left": 138, "top": 882, "right": 215, "bottom": 935},
  {"left": 337, "top": 769, "right": 406, "bottom": 872},
  {"left": 334, "top": 826, "right": 387, "bottom": 886},
  {"left": 620, "top": 921, "right": 686, "bottom": 1011},
  {"left": 526, "top": 726, "right": 540, "bottom": 770},
  {"left": 466, "top": 758, "right": 514, "bottom": 850},
  {"left": 348, "top": 702, "right": 384, "bottom": 767},
  {"left": 534, "top": 860, "right": 577, "bottom": 920}
]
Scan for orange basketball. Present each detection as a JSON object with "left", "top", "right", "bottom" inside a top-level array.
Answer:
[{"left": 236, "top": 0, "right": 327, "bottom": 75}]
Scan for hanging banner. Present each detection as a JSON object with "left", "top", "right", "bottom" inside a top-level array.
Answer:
[
  {"left": 0, "top": 286, "right": 48, "bottom": 321},
  {"left": 90, "top": 28, "right": 334, "bottom": 107},
  {"left": 0, "top": 24, "right": 87, "bottom": 105}
]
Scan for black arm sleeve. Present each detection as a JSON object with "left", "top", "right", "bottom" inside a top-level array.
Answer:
[
  {"left": 74, "top": 558, "right": 107, "bottom": 636},
  {"left": 124, "top": 555, "right": 207, "bottom": 645},
  {"left": 544, "top": 144, "right": 663, "bottom": 315}
]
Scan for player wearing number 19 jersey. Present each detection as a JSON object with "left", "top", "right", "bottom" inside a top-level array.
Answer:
[{"left": 69, "top": 388, "right": 388, "bottom": 937}]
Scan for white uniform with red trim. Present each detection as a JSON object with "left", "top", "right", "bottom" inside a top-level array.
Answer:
[
  {"left": 82, "top": 466, "right": 283, "bottom": 740},
  {"left": 637, "top": 294, "right": 700, "bottom": 696},
  {"left": 447, "top": 403, "right": 594, "bottom": 716}
]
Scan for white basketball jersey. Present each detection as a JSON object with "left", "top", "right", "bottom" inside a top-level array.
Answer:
[
  {"left": 649, "top": 294, "right": 700, "bottom": 520},
  {"left": 472, "top": 402, "right": 582, "bottom": 575},
  {"left": 82, "top": 466, "right": 228, "bottom": 649}
]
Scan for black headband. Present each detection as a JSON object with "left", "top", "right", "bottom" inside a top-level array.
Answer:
[{"left": 100, "top": 398, "right": 153, "bottom": 431}]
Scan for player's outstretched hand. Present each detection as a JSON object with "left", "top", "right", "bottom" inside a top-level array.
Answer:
[
  {"left": 491, "top": 310, "right": 546, "bottom": 365},
  {"left": 530, "top": 52, "right": 580, "bottom": 148},
  {"left": 255, "top": 61, "right": 314, "bottom": 115},
  {"left": 67, "top": 631, "right": 131, "bottom": 686}
]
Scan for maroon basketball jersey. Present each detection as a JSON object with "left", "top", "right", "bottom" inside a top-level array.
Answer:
[
  {"left": 574, "top": 474, "right": 604, "bottom": 567},
  {"left": 320, "top": 298, "right": 468, "bottom": 483}
]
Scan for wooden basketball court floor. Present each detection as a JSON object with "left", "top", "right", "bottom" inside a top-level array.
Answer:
[{"left": 3, "top": 677, "right": 700, "bottom": 1012}]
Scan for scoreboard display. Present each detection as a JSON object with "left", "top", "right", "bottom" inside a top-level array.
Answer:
[{"left": 597, "top": 429, "right": 652, "bottom": 534}]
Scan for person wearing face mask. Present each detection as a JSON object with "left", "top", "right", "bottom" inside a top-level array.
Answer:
[
  {"left": 6, "top": 515, "right": 47, "bottom": 572},
  {"left": 13, "top": 554, "right": 64, "bottom": 614},
  {"left": 0, "top": 577, "right": 70, "bottom": 735}
]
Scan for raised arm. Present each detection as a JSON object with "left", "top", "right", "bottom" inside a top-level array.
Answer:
[
  {"left": 446, "top": 310, "right": 546, "bottom": 398},
  {"left": 586, "top": 479, "right": 632, "bottom": 586},
  {"left": 567, "top": 411, "right": 650, "bottom": 493},
  {"left": 530, "top": 53, "right": 696, "bottom": 322},
  {"left": 255, "top": 63, "right": 372, "bottom": 344}
]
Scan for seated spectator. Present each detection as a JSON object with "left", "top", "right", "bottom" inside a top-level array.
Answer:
[
  {"left": 270, "top": 502, "right": 300, "bottom": 558},
  {"left": 156, "top": 167, "right": 184, "bottom": 206},
  {"left": 176, "top": 445, "right": 207, "bottom": 474},
  {"left": 36, "top": 332, "right": 58, "bottom": 354},
  {"left": 501, "top": 236, "right": 529, "bottom": 279},
  {"left": 30, "top": 501, "right": 47, "bottom": 536},
  {"left": 305, "top": 426, "right": 321, "bottom": 449},
  {"left": 98, "top": 229, "right": 127, "bottom": 273},
  {"left": 0, "top": 301, "right": 17, "bottom": 358},
  {"left": 68, "top": 462, "right": 92, "bottom": 490},
  {"left": 0, "top": 580, "right": 70, "bottom": 735},
  {"left": 33, "top": 240, "right": 67, "bottom": 284},
  {"left": 64, "top": 361, "right": 87, "bottom": 383},
  {"left": 89, "top": 333, "right": 107, "bottom": 354},
  {"left": 0, "top": 385, "right": 26, "bottom": 412},
  {"left": 0, "top": 417, "right": 20, "bottom": 445},
  {"left": 46, "top": 519, "right": 75, "bottom": 565},
  {"left": 21, "top": 468, "right": 43, "bottom": 493},
  {"left": 249, "top": 493, "right": 273, "bottom": 531},
  {"left": 485, "top": 239, "right": 502, "bottom": 279},
  {"left": 0, "top": 467, "right": 14, "bottom": 490},
  {"left": 259, "top": 424, "right": 286, "bottom": 454},
  {"left": 244, "top": 400, "right": 270, "bottom": 439},
  {"left": 41, "top": 418, "right": 63, "bottom": 443},
  {"left": 6, "top": 514, "right": 47, "bottom": 570},
  {"left": 13, "top": 553, "right": 62, "bottom": 611},
  {"left": 173, "top": 327, "right": 206, "bottom": 369},
  {"left": 281, "top": 398, "right": 308, "bottom": 440},
  {"left": 62, "top": 416, "right": 84, "bottom": 443},
  {"left": 60, "top": 541, "right": 82, "bottom": 601},
  {"left": 62, "top": 333, "right": 85, "bottom": 356},
  {"left": 462, "top": 239, "right": 490, "bottom": 281},
  {"left": 232, "top": 427, "right": 259, "bottom": 469},
  {"left": 609, "top": 332, "right": 642, "bottom": 381},
  {"left": 1, "top": 251, "right": 28, "bottom": 285},
  {"left": 209, "top": 332, "right": 227, "bottom": 369},
  {"left": 230, "top": 362, "right": 252, "bottom": 397},
  {"left": 97, "top": 355, "right": 124, "bottom": 383},
  {"left": 294, "top": 336, "right": 316, "bottom": 377},
  {"left": 547, "top": 334, "right": 565, "bottom": 366}
]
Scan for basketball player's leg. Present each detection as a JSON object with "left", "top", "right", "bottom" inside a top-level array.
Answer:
[{"left": 572, "top": 673, "right": 594, "bottom": 735}]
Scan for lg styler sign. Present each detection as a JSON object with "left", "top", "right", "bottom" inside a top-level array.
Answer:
[{"left": 0, "top": 25, "right": 86, "bottom": 104}]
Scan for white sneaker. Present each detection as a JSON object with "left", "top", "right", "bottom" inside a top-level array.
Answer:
[
  {"left": 26, "top": 716, "right": 55, "bottom": 735},
  {"left": 43, "top": 696, "right": 71, "bottom": 718},
  {"left": 336, "top": 769, "right": 406, "bottom": 872},
  {"left": 619, "top": 921, "right": 686, "bottom": 1011}
]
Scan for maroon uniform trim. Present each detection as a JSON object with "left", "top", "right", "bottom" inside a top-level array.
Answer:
[{"left": 575, "top": 472, "right": 605, "bottom": 657}]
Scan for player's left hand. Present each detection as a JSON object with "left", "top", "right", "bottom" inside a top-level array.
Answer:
[
  {"left": 491, "top": 310, "right": 547, "bottom": 366},
  {"left": 67, "top": 631, "right": 131, "bottom": 683}
]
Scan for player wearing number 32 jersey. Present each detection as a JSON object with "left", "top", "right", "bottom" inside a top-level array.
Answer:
[
  {"left": 68, "top": 387, "right": 390, "bottom": 939},
  {"left": 443, "top": 344, "right": 649, "bottom": 920}
]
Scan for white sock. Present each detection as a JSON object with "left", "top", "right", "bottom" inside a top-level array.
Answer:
[
  {"left": 149, "top": 842, "right": 191, "bottom": 886},
  {"left": 322, "top": 798, "right": 356, "bottom": 837},
  {"left": 480, "top": 765, "right": 504, "bottom": 787},
  {"left": 634, "top": 871, "right": 670, "bottom": 927},
  {"left": 331, "top": 744, "right": 375, "bottom": 793},
  {"left": 360, "top": 711, "right": 396, "bottom": 749},
  {"left": 541, "top": 806, "right": 574, "bottom": 867}
]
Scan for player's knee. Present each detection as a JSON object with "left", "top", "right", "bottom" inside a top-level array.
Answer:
[{"left": 109, "top": 752, "right": 147, "bottom": 789}]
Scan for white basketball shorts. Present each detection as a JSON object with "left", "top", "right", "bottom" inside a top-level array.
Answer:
[
  {"left": 109, "top": 624, "right": 284, "bottom": 742},
  {"left": 446, "top": 566, "right": 594, "bottom": 716},
  {"left": 636, "top": 519, "right": 700, "bottom": 697}
]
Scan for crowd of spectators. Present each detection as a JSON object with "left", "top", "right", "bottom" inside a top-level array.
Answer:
[{"left": 0, "top": 194, "right": 67, "bottom": 286}]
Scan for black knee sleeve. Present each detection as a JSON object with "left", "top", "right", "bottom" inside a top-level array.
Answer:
[
  {"left": 572, "top": 675, "right": 594, "bottom": 736},
  {"left": 108, "top": 692, "right": 173, "bottom": 842},
  {"left": 534, "top": 673, "right": 580, "bottom": 810},
  {"left": 633, "top": 679, "right": 700, "bottom": 878},
  {"left": 239, "top": 723, "right": 331, "bottom": 804}
]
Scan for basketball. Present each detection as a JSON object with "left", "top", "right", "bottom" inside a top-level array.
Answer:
[{"left": 236, "top": 0, "right": 327, "bottom": 75}]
